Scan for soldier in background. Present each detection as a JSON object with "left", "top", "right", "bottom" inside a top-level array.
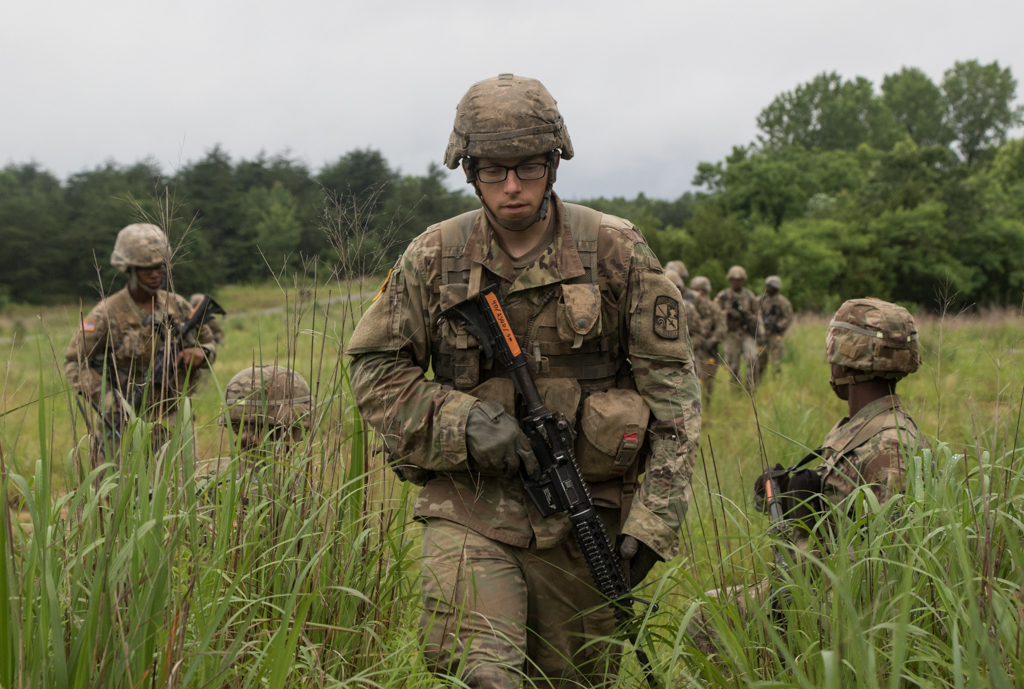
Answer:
[
  {"left": 714, "top": 265, "right": 758, "bottom": 392},
  {"left": 690, "top": 276, "right": 726, "bottom": 400},
  {"left": 191, "top": 293, "right": 226, "bottom": 345},
  {"left": 65, "top": 224, "right": 217, "bottom": 466},
  {"left": 346, "top": 74, "right": 701, "bottom": 687},
  {"left": 752, "top": 275, "right": 793, "bottom": 386}
]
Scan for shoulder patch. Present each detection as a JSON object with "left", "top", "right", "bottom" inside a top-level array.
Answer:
[{"left": 653, "top": 296, "right": 680, "bottom": 339}]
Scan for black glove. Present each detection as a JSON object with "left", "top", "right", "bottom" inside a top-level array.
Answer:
[
  {"left": 619, "top": 535, "right": 663, "bottom": 587},
  {"left": 465, "top": 400, "right": 539, "bottom": 478}
]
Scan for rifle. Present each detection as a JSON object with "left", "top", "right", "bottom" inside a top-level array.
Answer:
[
  {"left": 729, "top": 295, "right": 757, "bottom": 338},
  {"left": 760, "top": 304, "right": 781, "bottom": 337},
  {"left": 130, "top": 294, "right": 225, "bottom": 413},
  {"left": 440, "top": 284, "right": 660, "bottom": 688},
  {"left": 761, "top": 466, "right": 792, "bottom": 622}
]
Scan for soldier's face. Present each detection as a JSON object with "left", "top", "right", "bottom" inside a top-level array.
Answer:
[
  {"left": 766, "top": 286, "right": 778, "bottom": 296},
  {"left": 473, "top": 155, "right": 551, "bottom": 223},
  {"left": 136, "top": 265, "right": 165, "bottom": 291},
  {"left": 730, "top": 278, "right": 744, "bottom": 291}
]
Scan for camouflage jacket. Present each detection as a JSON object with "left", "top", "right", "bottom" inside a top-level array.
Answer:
[
  {"left": 715, "top": 287, "right": 758, "bottom": 336},
  {"left": 757, "top": 292, "right": 793, "bottom": 339},
  {"left": 817, "top": 394, "right": 926, "bottom": 505},
  {"left": 65, "top": 287, "right": 217, "bottom": 415},
  {"left": 694, "top": 293, "right": 725, "bottom": 351},
  {"left": 346, "top": 195, "right": 701, "bottom": 560}
]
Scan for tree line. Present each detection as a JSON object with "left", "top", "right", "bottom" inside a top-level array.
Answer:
[{"left": 1, "top": 59, "right": 1022, "bottom": 312}]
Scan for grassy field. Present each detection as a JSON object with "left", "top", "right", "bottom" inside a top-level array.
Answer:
[{"left": 1, "top": 278, "right": 1023, "bottom": 687}]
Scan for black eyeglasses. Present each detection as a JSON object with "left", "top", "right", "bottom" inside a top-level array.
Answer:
[{"left": 475, "top": 162, "right": 549, "bottom": 184}]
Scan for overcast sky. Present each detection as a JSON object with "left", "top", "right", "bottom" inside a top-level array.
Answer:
[{"left": 3, "top": 0, "right": 1023, "bottom": 200}]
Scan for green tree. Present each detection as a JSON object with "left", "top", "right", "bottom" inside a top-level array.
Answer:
[
  {"left": 942, "top": 60, "right": 1024, "bottom": 164},
  {"left": 757, "top": 72, "right": 896, "bottom": 152},
  {"left": 882, "top": 67, "right": 952, "bottom": 147},
  {"left": 318, "top": 148, "right": 401, "bottom": 204},
  {"left": 0, "top": 164, "right": 68, "bottom": 303},
  {"left": 240, "top": 182, "right": 304, "bottom": 277}
]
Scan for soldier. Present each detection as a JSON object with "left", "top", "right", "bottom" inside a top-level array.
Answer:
[
  {"left": 698, "top": 298, "right": 927, "bottom": 627},
  {"left": 714, "top": 265, "right": 758, "bottom": 392},
  {"left": 195, "top": 366, "right": 312, "bottom": 507},
  {"left": 346, "top": 74, "right": 701, "bottom": 687},
  {"left": 664, "top": 260, "right": 693, "bottom": 299},
  {"left": 690, "top": 276, "right": 726, "bottom": 399},
  {"left": 752, "top": 275, "right": 794, "bottom": 386},
  {"left": 754, "top": 298, "right": 927, "bottom": 552},
  {"left": 191, "top": 293, "right": 226, "bottom": 345},
  {"left": 65, "top": 223, "right": 217, "bottom": 465}
]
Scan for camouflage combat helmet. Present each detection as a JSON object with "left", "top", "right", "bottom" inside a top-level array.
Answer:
[
  {"left": 726, "top": 265, "right": 747, "bottom": 281},
  {"left": 664, "top": 261, "right": 689, "bottom": 279},
  {"left": 189, "top": 293, "right": 204, "bottom": 306},
  {"left": 222, "top": 366, "right": 313, "bottom": 430},
  {"left": 765, "top": 275, "right": 782, "bottom": 290},
  {"left": 444, "top": 73, "right": 573, "bottom": 171},
  {"left": 827, "top": 298, "right": 920, "bottom": 385},
  {"left": 110, "top": 223, "right": 171, "bottom": 273},
  {"left": 691, "top": 276, "right": 711, "bottom": 293}
]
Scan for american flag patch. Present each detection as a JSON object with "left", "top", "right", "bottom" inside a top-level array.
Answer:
[{"left": 81, "top": 320, "right": 95, "bottom": 332}]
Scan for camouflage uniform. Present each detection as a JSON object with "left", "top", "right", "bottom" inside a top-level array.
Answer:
[
  {"left": 348, "top": 192, "right": 700, "bottom": 684},
  {"left": 752, "top": 278, "right": 793, "bottom": 386},
  {"left": 714, "top": 280, "right": 758, "bottom": 391},
  {"left": 690, "top": 277, "right": 725, "bottom": 399},
  {"left": 65, "top": 287, "right": 216, "bottom": 462}
]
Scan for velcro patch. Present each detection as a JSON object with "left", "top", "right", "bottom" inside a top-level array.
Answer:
[
  {"left": 80, "top": 320, "right": 96, "bottom": 332},
  {"left": 653, "top": 296, "right": 679, "bottom": 340}
]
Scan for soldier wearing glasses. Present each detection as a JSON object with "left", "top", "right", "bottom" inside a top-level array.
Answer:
[{"left": 346, "top": 74, "right": 701, "bottom": 687}]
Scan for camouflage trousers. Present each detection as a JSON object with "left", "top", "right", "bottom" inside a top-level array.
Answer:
[
  {"left": 695, "top": 348, "right": 719, "bottom": 399},
  {"left": 721, "top": 333, "right": 758, "bottom": 391},
  {"left": 752, "top": 334, "right": 786, "bottom": 387},
  {"left": 419, "top": 515, "right": 622, "bottom": 688}
]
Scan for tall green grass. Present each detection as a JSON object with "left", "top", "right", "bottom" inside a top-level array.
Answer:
[{"left": 2, "top": 290, "right": 1024, "bottom": 686}]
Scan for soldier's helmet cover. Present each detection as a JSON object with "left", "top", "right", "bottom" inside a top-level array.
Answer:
[
  {"left": 827, "top": 298, "right": 920, "bottom": 385},
  {"left": 222, "top": 366, "right": 313, "bottom": 430},
  {"left": 110, "top": 224, "right": 171, "bottom": 273},
  {"left": 726, "top": 265, "right": 748, "bottom": 281},
  {"left": 444, "top": 74, "right": 574, "bottom": 170},
  {"left": 765, "top": 275, "right": 782, "bottom": 290},
  {"left": 189, "top": 293, "right": 204, "bottom": 306},
  {"left": 664, "top": 260, "right": 689, "bottom": 279},
  {"left": 691, "top": 276, "right": 711, "bottom": 293}
]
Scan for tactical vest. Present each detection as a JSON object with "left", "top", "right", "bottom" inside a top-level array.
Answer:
[
  {"left": 821, "top": 406, "right": 917, "bottom": 473},
  {"left": 431, "top": 203, "right": 646, "bottom": 486},
  {"left": 432, "top": 203, "right": 627, "bottom": 391}
]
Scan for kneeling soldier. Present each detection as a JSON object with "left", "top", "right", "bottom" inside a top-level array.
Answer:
[{"left": 755, "top": 297, "right": 928, "bottom": 550}]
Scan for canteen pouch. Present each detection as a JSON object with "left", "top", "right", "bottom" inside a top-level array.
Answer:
[{"left": 575, "top": 388, "right": 650, "bottom": 482}]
